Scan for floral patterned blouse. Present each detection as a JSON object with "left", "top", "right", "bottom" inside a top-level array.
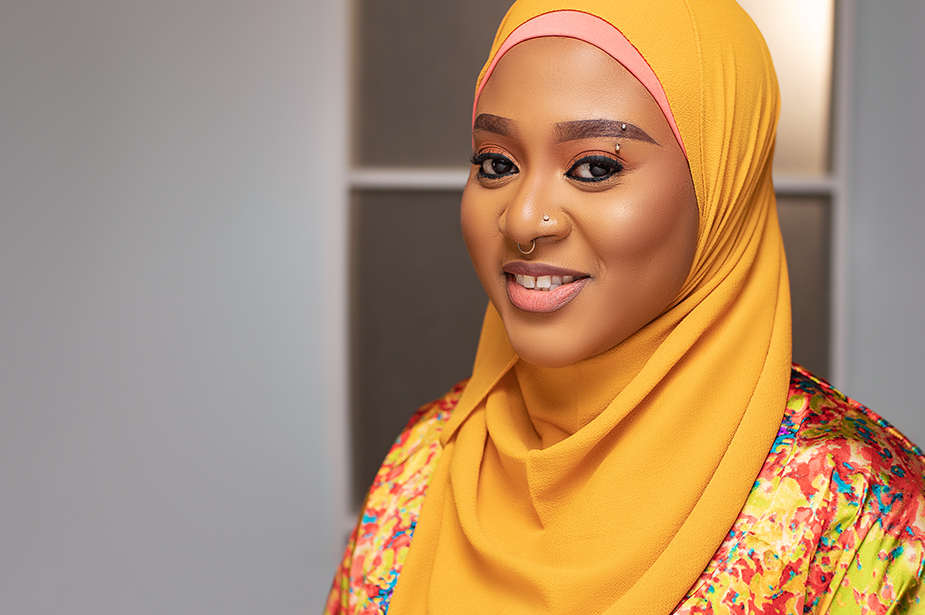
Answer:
[{"left": 325, "top": 366, "right": 925, "bottom": 614}]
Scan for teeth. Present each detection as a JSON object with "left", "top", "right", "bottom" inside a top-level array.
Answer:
[
  {"left": 512, "top": 273, "right": 580, "bottom": 291},
  {"left": 513, "top": 273, "right": 580, "bottom": 291}
]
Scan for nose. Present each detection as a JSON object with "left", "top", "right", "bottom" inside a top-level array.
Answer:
[{"left": 498, "top": 172, "right": 570, "bottom": 251}]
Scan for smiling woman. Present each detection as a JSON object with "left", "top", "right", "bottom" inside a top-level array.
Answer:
[
  {"left": 463, "top": 37, "right": 698, "bottom": 368},
  {"left": 328, "top": 1, "right": 925, "bottom": 613}
]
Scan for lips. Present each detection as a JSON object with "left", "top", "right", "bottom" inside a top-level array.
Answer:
[{"left": 503, "top": 262, "right": 590, "bottom": 313}]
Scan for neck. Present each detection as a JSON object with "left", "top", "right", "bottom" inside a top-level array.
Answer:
[{"left": 514, "top": 341, "right": 649, "bottom": 447}]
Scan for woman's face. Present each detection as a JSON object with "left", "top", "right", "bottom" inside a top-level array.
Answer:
[{"left": 461, "top": 36, "right": 699, "bottom": 368}]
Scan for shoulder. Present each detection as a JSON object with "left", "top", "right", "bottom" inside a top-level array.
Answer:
[
  {"left": 362, "top": 379, "right": 464, "bottom": 546},
  {"left": 783, "top": 364, "right": 925, "bottom": 519},
  {"left": 786, "top": 364, "right": 921, "bottom": 458},
  {"left": 378, "top": 380, "right": 464, "bottom": 470},
  {"left": 779, "top": 366, "right": 925, "bottom": 609},
  {"left": 324, "top": 381, "right": 464, "bottom": 615},
  {"left": 679, "top": 366, "right": 925, "bottom": 613},
  {"left": 749, "top": 365, "right": 925, "bottom": 553}
]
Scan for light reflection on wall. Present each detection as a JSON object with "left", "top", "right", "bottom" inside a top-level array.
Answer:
[{"left": 739, "top": 0, "right": 834, "bottom": 176}]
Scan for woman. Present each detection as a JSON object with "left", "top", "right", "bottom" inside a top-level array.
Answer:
[{"left": 327, "top": 0, "right": 925, "bottom": 612}]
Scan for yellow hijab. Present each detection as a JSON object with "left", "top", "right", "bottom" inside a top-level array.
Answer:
[{"left": 390, "top": 1, "right": 791, "bottom": 613}]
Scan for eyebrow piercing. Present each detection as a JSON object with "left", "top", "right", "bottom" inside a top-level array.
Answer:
[
  {"left": 543, "top": 214, "right": 550, "bottom": 222},
  {"left": 517, "top": 240, "right": 536, "bottom": 255},
  {"left": 621, "top": 123, "right": 626, "bottom": 130},
  {"left": 615, "top": 144, "right": 621, "bottom": 151}
]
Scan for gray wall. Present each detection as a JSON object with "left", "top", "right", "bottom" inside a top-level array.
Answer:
[
  {"left": 0, "top": 1, "right": 347, "bottom": 613},
  {"left": 846, "top": 1, "right": 925, "bottom": 444},
  {"left": 1, "top": 0, "right": 924, "bottom": 613}
]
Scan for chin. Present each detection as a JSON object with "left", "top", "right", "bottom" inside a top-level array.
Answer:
[{"left": 507, "top": 334, "right": 593, "bottom": 368}]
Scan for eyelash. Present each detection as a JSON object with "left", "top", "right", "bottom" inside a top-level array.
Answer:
[
  {"left": 566, "top": 154, "right": 624, "bottom": 183},
  {"left": 470, "top": 151, "right": 625, "bottom": 183},
  {"left": 471, "top": 152, "right": 518, "bottom": 179}
]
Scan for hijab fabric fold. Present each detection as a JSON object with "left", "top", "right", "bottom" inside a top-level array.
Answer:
[{"left": 389, "top": 1, "right": 792, "bottom": 613}]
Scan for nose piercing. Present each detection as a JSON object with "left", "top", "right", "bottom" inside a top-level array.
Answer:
[
  {"left": 543, "top": 214, "right": 550, "bottom": 222},
  {"left": 517, "top": 240, "right": 536, "bottom": 255}
]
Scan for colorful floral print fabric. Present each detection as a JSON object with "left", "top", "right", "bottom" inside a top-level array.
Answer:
[{"left": 325, "top": 367, "right": 925, "bottom": 614}]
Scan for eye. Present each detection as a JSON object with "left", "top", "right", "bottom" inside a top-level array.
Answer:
[
  {"left": 566, "top": 155, "right": 623, "bottom": 183},
  {"left": 471, "top": 152, "right": 519, "bottom": 179}
]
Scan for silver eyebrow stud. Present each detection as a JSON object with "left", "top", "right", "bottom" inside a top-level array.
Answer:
[{"left": 621, "top": 123, "right": 627, "bottom": 130}]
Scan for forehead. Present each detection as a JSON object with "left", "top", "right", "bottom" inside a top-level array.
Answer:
[
  {"left": 477, "top": 37, "right": 633, "bottom": 108},
  {"left": 474, "top": 37, "right": 675, "bottom": 144}
]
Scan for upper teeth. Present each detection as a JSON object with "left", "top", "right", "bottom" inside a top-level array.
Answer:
[{"left": 514, "top": 274, "right": 575, "bottom": 291}]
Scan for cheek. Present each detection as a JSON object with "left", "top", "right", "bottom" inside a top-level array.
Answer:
[
  {"left": 460, "top": 189, "right": 484, "bottom": 259},
  {"left": 587, "top": 199, "right": 676, "bottom": 265},
  {"left": 460, "top": 187, "right": 501, "bottom": 279},
  {"left": 592, "top": 182, "right": 698, "bottom": 291}
]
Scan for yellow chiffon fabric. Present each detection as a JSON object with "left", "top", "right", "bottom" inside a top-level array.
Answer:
[{"left": 389, "top": 1, "right": 791, "bottom": 613}]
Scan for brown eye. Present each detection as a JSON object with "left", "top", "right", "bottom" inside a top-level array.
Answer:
[
  {"left": 567, "top": 155, "right": 623, "bottom": 182},
  {"left": 485, "top": 158, "right": 514, "bottom": 175},
  {"left": 587, "top": 162, "right": 611, "bottom": 177},
  {"left": 471, "top": 152, "right": 519, "bottom": 178}
]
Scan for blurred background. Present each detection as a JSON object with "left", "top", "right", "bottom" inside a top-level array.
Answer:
[{"left": 0, "top": 0, "right": 922, "bottom": 612}]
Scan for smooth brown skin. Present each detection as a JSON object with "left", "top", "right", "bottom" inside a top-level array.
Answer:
[{"left": 461, "top": 37, "right": 700, "bottom": 368}]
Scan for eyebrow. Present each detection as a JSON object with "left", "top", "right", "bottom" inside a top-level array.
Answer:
[
  {"left": 473, "top": 113, "right": 516, "bottom": 137},
  {"left": 473, "top": 114, "right": 660, "bottom": 147},
  {"left": 555, "top": 119, "right": 659, "bottom": 146}
]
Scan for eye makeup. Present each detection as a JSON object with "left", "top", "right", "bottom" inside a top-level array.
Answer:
[
  {"left": 471, "top": 151, "right": 519, "bottom": 180},
  {"left": 565, "top": 154, "right": 624, "bottom": 182}
]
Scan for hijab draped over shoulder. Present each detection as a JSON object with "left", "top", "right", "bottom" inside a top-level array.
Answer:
[{"left": 389, "top": 1, "right": 791, "bottom": 613}]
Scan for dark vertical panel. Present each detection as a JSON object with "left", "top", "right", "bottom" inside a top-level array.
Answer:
[
  {"left": 350, "top": 190, "right": 487, "bottom": 505},
  {"left": 354, "top": 0, "right": 514, "bottom": 167},
  {"left": 778, "top": 196, "right": 831, "bottom": 379}
]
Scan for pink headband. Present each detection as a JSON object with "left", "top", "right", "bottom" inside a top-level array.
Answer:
[{"left": 472, "top": 10, "right": 686, "bottom": 157}]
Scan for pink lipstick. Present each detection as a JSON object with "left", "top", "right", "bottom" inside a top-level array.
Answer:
[{"left": 502, "top": 262, "right": 590, "bottom": 313}]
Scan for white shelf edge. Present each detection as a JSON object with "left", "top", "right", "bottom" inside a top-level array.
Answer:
[
  {"left": 349, "top": 167, "right": 469, "bottom": 191},
  {"left": 773, "top": 174, "right": 837, "bottom": 195},
  {"left": 350, "top": 166, "right": 838, "bottom": 196}
]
